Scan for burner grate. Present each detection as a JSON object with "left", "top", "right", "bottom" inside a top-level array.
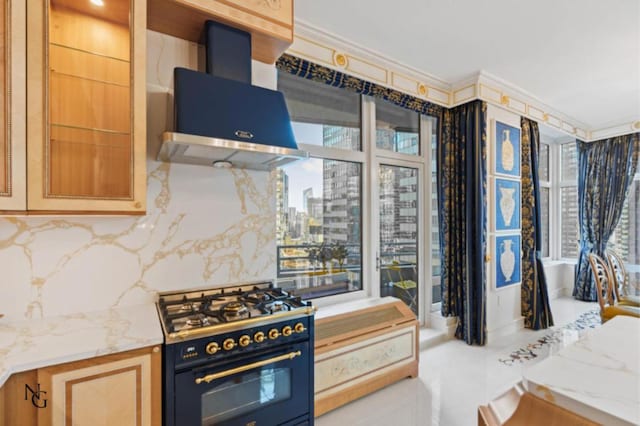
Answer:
[{"left": 157, "top": 282, "right": 310, "bottom": 334}]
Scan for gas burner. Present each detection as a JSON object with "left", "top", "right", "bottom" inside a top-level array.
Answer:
[
  {"left": 222, "top": 301, "right": 248, "bottom": 317},
  {"left": 157, "top": 281, "right": 313, "bottom": 338},
  {"left": 179, "top": 302, "right": 198, "bottom": 313},
  {"left": 267, "top": 300, "right": 286, "bottom": 312},
  {"left": 186, "top": 315, "right": 210, "bottom": 328}
]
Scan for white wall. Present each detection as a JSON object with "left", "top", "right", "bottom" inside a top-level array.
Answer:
[
  {"left": 0, "top": 31, "right": 277, "bottom": 322},
  {"left": 543, "top": 261, "right": 575, "bottom": 299}
]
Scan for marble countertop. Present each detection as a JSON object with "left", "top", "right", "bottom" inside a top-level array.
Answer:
[
  {"left": 0, "top": 303, "right": 164, "bottom": 388},
  {"left": 523, "top": 315, "right": 640, "bottom": 426}
]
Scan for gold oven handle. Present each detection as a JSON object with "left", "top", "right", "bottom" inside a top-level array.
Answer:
[{"left": 194, "top": 351, "right": 302, "bottom": 385}]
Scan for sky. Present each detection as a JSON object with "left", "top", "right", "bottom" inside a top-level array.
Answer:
[{"left": 282, "top": 123, "right": 325, "bottom": 211}]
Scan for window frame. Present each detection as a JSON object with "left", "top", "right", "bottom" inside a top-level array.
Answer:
[
  {"left": 557, "top": 140, "right": 579, "bottom": 260},
  {"left": 275, "top": 72, "right": 440, "bottom": 325},
  {"left": 539, "top": 140, "right": 552, "bottom": 260}
]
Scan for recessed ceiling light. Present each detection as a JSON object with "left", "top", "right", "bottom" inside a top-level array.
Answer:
[{"left": 90, "top": 0, "right": 105, "bottom": 6}]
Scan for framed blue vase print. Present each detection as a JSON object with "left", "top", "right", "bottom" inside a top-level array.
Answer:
[
  {"left": 495, "top": 121, "right": 520, "bottom": 177},
  {"left": 495, "top": 178, "right": 520, "bottom": 231},
  {"left": 495, "top": 235, "right": 521, "bottom": 289}
]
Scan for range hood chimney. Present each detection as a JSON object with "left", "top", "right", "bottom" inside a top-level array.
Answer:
[{"left": 157, "top": 21, "right": 308, "bottom": 171}]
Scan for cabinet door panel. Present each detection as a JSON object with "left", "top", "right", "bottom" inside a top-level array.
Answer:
[
  {"left": 0, "top": 0, "right": 6, "bottom": 196},
  {"left": 0, "top": 0, "right": 26, "bottom": 211},
  {"left": 37, "top": 346, "right": 161, "bottom": 426}
]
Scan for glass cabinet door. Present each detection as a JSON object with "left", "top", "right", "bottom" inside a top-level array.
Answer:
[
  {"left": 48, "top": 0, "right": 132, "bottom": 199},
  {"left": 27, "top": 0, "right": 145, "bottom": 213}
]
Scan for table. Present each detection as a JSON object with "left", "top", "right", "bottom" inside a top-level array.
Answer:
[{"left": 523, "top": 316, "right": 640, "bottom": 426}]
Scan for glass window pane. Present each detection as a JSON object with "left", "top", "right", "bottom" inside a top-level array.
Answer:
[
  {"left": 276, "top": 158, "right": 362, "bottom": 299},
  {"left": 379, "top": 164, "right": 419, "bottom": 315},
  {"left": 430, "top": 117, "right": 441, "bottom": 305},
  {"left": 609, "top": 179, "right": 640, "bottom": 292},
  {"left": 561, "top": 143, "right": 577, "bottom": 182},
  {"left": 278, "top": 71, "right": 361, "bottom": 151},
  {"left": 561, "top": 186, "right": 579, "bottom": 258},
  {"left": 540, "top": 187, "right": 550, "bottom": 258},
  {"left": 375, "top": 98, "right": 419, "bottom": 155},
  {"left": 539, "top": 143, "right": 549, "bottom": 182}
]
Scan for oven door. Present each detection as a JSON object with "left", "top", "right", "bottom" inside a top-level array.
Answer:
[{"left": 175, "top": 341, "right": 311, "bottom": 426}]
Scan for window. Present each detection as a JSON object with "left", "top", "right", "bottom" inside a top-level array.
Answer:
[
  {"left": 560, "top": 142, "right": 579, "bottom": 258},
  {"left": 539, "top": 142, "right": 550, "bottom": 258},
  {"left": 278, "top": 72, "right": 361, "bottom": 151},
  {"left": 609, "top": 172, "right": 640, "bottom": 288},
  {"left": 429, "top": 118, "right": 441, "bottom": 305},
  {"left": 275, "top": 70, "right": 440, "bottom": 314},
  {"left": 276, "top": 71, "right": 363, "bottom": 299},
  {"left": 375, "top": 98, "right": 419, "bottom": 155}
]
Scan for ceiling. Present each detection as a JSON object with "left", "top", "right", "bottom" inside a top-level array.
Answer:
[{"left": 295, "top": 0, "right": 639, "bottom": 132}]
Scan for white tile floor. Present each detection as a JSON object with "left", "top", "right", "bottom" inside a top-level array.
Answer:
[{"left": 315, "top": 297, "right": 599, "bottom": 426}]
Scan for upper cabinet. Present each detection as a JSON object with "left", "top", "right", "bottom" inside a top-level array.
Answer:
[
  {"left": 148, "top": 0, "right": 293, "bottom": 64},
  {"left": 25, "top": 0, "right": 146, "bottom": 214},
  {"left": 0, "top": 0, "right": 26, "bottom": 212}
]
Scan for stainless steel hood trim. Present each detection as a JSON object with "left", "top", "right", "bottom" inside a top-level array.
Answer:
[{"left": 158, "top": 132, "right": 310, "bottom": 171}]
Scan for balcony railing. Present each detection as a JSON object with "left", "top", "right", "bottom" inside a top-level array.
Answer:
[{"left": 276, "top": 242, "right": 442, "bottom": 302}]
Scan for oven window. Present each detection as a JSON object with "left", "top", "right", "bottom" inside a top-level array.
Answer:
[{"left": 201, "top": 367, "right": 292, "bottom": 425}]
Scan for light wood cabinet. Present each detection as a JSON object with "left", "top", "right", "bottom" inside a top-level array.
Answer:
[
  {"left": 0, "top": 346, "right": 161, "bottom": 426},
  {"left": 0, "top": 370, "right": 39, "bottom": 426},
  {"left": 25, "top": 0, "right": 146, "bottom": 214},
  {"left": 147, "top": 0, "right": 293, "bottom": 64},
  {"left": 0, "top": 0, "right": 27, "bottom": 212},
  {"left": 314, "top": 299, "right": 419, "bottom": 417}
]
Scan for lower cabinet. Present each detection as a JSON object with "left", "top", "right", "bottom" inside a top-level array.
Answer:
[
  {"left": 0, "top": 346, "right": 161, "bottom": 426},
  {"left": 314, "top": 300, "right": 419, "bottom": 417}
]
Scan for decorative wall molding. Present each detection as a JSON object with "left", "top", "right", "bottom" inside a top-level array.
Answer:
[
  {"left": 290, "top": 20, "right": 451, "bottom": 107},
  {"left": 289, "top": 20, "right": 639, "bottom": 142}
]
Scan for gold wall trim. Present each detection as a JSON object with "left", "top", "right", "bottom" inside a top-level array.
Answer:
[
  {"left": 288, "top": 34, "right": 448, "bottom": 107},
  {"left": 289, "top": 25, "right": 637, "bottom": 141}
]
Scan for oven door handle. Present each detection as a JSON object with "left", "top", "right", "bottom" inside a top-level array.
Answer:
[{"left": 194, "top": 350, "right": 302, "bottom": 384}]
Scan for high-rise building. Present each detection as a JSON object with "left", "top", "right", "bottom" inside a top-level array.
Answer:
[
  {"left": 302, "top": 188, "right": 313, "bottom": 214},
  {"left": 321, "top": 126, "right": 361, "bottom": 246},
  {"left": 275, "top": 170, "right": 289, "bottom": 242}
]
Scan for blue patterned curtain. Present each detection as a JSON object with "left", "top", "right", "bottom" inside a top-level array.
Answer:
[
  {"left": 276, "top": 54, "right": 443, "bottom": 117},
  {"left": 520, "top": 118, "right": 554, "bottom": 329},
  {"left": 573, "top": 134, "right": 639, "bottom": 301},
  {"left": 437, "top": 100, "right": 487, "bottom": 345}
]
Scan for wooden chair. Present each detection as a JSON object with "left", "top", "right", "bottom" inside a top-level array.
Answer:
[
  {"left": 587, "top": 253, "right": 640, "bottom": 322},
  {"left": 606, "top": 250, "right": 640, "bottom": 307},
  {"left": 478, "top": 384, "right": 598, "bottom": 426}
]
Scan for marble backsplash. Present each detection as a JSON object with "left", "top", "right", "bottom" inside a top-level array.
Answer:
[{"left": 0, "top": 31, "right": 277, "bottom": 321}]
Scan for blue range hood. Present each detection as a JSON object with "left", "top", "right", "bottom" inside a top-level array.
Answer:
[{"left": 157, "top": 21, "right": 308, "bottom": 170}]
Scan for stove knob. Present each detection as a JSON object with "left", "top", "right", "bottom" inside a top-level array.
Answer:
[
  {"left": 223, "top": 338, "right": 236, "bottom": 351},
  {"left": 294, "top": 322, "right": 306, "bottom": 333},
  {"left": 282, "top": 326, "right": 293, "bottom": 337},
  {"left": 268, "top": 328, "right": 280, "bottom": 340},
  {"left": 206, "top": 342, "right": 220, "bottom": 355},
  {"left": 239, "top": 335, "right": 251, "bottom": 347},
  {"left": 254, "top": 331, "right": 265, "bottom": 343}
]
